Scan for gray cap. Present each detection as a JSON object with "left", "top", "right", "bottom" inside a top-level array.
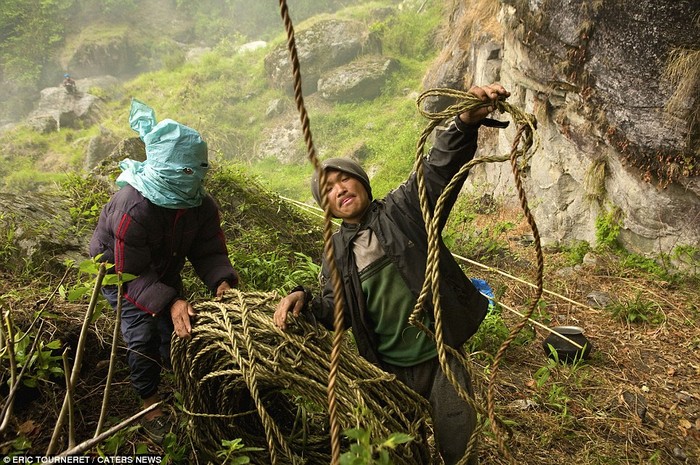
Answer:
[{"left": 311, "top": 157, "right": 372, "bottom": 207}]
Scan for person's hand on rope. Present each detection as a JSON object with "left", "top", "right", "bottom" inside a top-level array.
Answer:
[
  {"left": 171, "top": 298, "right": 196, "bottom": 339},
  {"left": 216, "top": 280, "right": 232, "bottom": 297},
  {"left": 458, "top": 83, "right": 510, "bottom": 125},
  {"left": 273, "top": 290, "right": 305, "bottom": 331}
]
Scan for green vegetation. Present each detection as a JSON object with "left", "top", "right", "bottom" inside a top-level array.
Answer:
[
  {"left": 530, "top": 350, "right": 590, "bottom": 424},
  {"left": 606, "top": 292, "right": 665, "bottom": 325},
  {"left": 0, "top": 0, "right": 367, "bottom": 121},
  {"left": 61, "top": 173, "right": 112, "bottom": 233},
  {"left": 562, "top": 240, "right": 591, "bottom": 266},
  {"left": 175, "top": 0, "right": 355, "bottom": 43},
  {"left": 6, "top": 329, "right": 64, "bottom": 388},
  {"left": 341, "top": 425, "right": 413, "bottom": 465},
  {"left": 466, "top": 305, "right": 510, "bottom": 355},
  {"left": 671, "top": 244, "right": 700, "bottom": 274},
  {"left": 442, "top": 193, "right": 516, "bottom": 264},
  {"left": 0, "top": 0, "right": 73, "bottom": 116},
  {"left": 0, "top": 1, "right": 444, "bottom": 202},
  {"left": 594, "top": 206, "right": 623, "bottom": 250},
  {"left": 216, "top": 438, "right": 264, "bottom": 465}
]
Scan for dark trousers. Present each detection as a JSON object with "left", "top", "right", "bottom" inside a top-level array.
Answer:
[
  {"left": 102, "top": 286, "right": 173, "bottom": 400},
  {"left": 382, "top": 353, "right": 478, "bottom": 465}
]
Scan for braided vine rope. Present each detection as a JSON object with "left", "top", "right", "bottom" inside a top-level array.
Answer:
[
  {"left": 409, "top": 88, "right": 542, "bottom": 464},
  {"left": 276, "top": 1, "right": 347, "bottom": 462},
  {"left": 171, "top": 290, "right": 434, "bottom": 464}
]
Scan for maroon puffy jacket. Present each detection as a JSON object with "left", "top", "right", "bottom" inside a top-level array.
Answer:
[{"left": 89, "top": 184, "right": 238, "bottom": 314}]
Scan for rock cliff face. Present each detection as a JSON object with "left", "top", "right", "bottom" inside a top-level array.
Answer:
[{"left": 428, "top": 0, "right": 700, "bottom": 261}]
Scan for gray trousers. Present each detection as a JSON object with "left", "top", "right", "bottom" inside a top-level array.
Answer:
[{"left": 382, "top": 353, "right": 478, "bottom": 465}]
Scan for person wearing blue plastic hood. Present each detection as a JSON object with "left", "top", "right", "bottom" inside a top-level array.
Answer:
[{"left": 89, "top": 98, "right": 238, "bottom": 443}]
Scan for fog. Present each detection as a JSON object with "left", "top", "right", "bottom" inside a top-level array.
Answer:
[{"left": 0, "top": 0, "right": 375, "bottom": 124}]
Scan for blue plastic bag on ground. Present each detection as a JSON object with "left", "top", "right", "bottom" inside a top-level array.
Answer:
[{"left": 471, "top": 278, "right": 495, "bottom": 312}]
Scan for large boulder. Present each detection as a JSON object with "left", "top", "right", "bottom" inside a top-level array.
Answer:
[
  {"left": 26, "top": 77, "right": 119, "bottom": 132},
  {"left": 85, "top": 126, "right": 121, "bottom": 171},
  {"left": 435, "top": 0, "right": 700, "bottom": 259},
  {"left": 264, "top": 18, "right": 371, "bottom": 95},
  {"left": 0, "top": 193, "right": 88, "bottom": 275},
  {"left": 256, "top": 116, "right": 304, "bottom": 164},
  {"left": 60, "top": 24, "right": 154, "bottom": 78},
  {"left": 318, "top": 56, "right": 399, "bottom": 102}
]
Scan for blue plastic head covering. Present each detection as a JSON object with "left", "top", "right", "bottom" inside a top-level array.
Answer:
[
  {"left": 64, "top": 74, "right": 70, "bottom": 78},
  {"left": 116, "top": 98, "right": 209, "bottom": 209}
]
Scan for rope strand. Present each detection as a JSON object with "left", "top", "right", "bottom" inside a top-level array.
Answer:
[
  {"left": 411, "top": 87, "right": 541, "bottom": 464},
  {"left": 277, "top": 2, "right": 345, "bottom": 463}
]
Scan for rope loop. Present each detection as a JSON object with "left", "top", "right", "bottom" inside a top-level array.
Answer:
[{"left": 412, "top": 86, "right": 543, "bottom": 464}]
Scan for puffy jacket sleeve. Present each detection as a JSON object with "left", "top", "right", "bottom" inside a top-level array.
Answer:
[
  {"left": 386, "top": 116, "right": 479, "bottom": 231},
  {"left": 187, "top": 197, "right": 238, "bottom": 292},
  {"left": 112, "top": 208, "right": 179, "bottom": 314}
]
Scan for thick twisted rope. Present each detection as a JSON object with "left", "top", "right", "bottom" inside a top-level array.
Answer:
[
  {"left": 409, "top": 88, "right": 541, "bottom": 464},
  {"left": 171, "top": 290, "right": 433, "bottom": 464},
  {"left": 237, "top": 291, "right": 297, "bottom": 463},
  {"left": 486, "top": 125, "right": 544, "bottom": 462},
  {"left": 277, "top": 1, "right": 345, "bottom": 463}
]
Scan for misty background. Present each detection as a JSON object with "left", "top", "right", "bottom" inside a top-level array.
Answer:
[{"left": 0, "top": 0, "right": 353, "bottom": 122}]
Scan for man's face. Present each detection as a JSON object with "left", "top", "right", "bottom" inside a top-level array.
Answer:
[{"left": 322, "top": 169, "right": 370, "bottom": 224}]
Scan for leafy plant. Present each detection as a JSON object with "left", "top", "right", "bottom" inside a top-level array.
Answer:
[
  {"left": 606, "top": 293, "right": 665, "bottom": 325},
  {"left": 97, "top": 424, "right": 141, "bottom": 456},
  {"left": 9, "top": 330, "right": 63, "bottom": 388},
  {"left": 162, "top": 431, "right": 189, "bottom": 464},
  {"left": 216, "top": 438, "right": 264, "bottom": 465},
  {"left": 532, "top": 350, "right": 588, "bottom": 419},
  {"left": 59, "top": 258, "right": 136, "bottom": 324},
  {"left": 466, "top": 305, "right": 509, "bottom": 355},
  {"left": 594, "top": 207, "right": 623, "bottom": 250},
  {"left": 6, "top": 435, "right": 32, "bottom": 457},
  {"left": 229, "top": 251, "right": 321, "bottom": 293},
  {"left": 340, "top": 427, "right": 413, "bottom": 465},
  {"left": 60, "top": 174, "right": 112, "bottom": 233},
  {"left": 671, "top": 244, "right": 700, "bottom": 274},
  {"left": 617, "top": 253, "right": 670, "bottom": 280},
  {"left": 0, "top": 212, "right": 18, "bottom": 267},
  {"left": 563, "top": 240, "right": 591, "bottom": 266}
]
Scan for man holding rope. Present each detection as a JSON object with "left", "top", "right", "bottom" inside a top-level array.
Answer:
[{"left": 274, "top": 83, "right": 510, "bottom": 464}]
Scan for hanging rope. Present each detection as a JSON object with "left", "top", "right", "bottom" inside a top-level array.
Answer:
[
  {"left": 409, "top": 88, "right": 540, "bottom": 464},
  {"left": 276, "top": 1, "right": 346, "bottom": 464}
]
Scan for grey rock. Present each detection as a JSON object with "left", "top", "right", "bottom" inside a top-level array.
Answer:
[
  {"left": 265, "top": 98, "right": 287, "bottom": 118},
  {"left": 621, "top": 390, "right": 647, "bottom": 421},
  {"left": 28, "top": 83, "right": 105, "bottom": 132},
  {"left": 586, "top": 291, "right": 613, "bottom": 309},
  {"left": 318, "top": 57, "right": 398, "bottom": 102},
  {"left": 257, "top": 117, "right": 304, "bottom": 164},
  {"left": 0, "top": 193, "right": 88, "bottom": 275},
  {"left": 264, "top": 19, "right": 370, "bottom": 95},
  {"left": 436, "top": 0, "right": 700, "bottom": 261}
]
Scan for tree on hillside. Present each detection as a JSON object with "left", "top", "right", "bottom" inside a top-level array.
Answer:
[{"left": 0, "top": 0, "right": 74, "bottom": 119}]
